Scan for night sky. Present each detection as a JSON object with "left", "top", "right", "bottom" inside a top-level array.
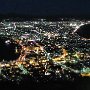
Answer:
[{"left": 0, "top": 0, "right": 90, "bottom": 16}]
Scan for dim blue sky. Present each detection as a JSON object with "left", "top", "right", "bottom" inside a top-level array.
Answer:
[{"left": 0, "top": 0, "right": 90, "bottom": 16}]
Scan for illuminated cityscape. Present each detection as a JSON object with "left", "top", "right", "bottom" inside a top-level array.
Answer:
[{"left": 0, "top": 18, "right": 89, "bottom": 84}]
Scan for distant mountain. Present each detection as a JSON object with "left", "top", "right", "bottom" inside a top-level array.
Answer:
[{"left": 0, "top": 13, "right": 90, "bottom": 21}]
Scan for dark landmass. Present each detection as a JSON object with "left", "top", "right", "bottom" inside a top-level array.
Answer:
[
  {"left": 0, "top": 37, "right": 21, "bottom": 61},
  {"left": 76, "top": 24, "right": 90, "bottom": 39},
  {"left": 0, "top": 77, "right": 90, "bottom": 90}
]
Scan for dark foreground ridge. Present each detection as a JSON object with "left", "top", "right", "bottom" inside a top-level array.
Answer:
[{"left": 0, "top": 77, "right": 90, "bottom": 90}]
